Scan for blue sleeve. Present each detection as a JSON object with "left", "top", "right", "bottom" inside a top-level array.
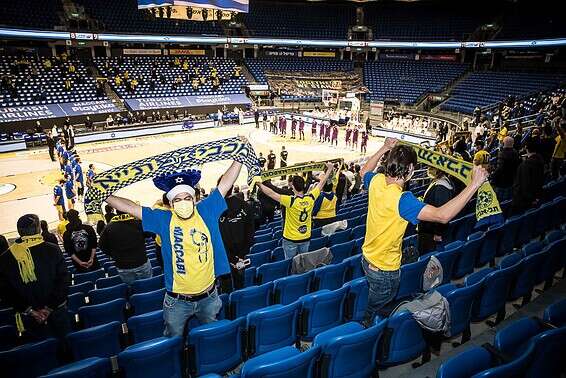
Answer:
[
  {"left": 398, "top": 192, "right": 426, "bottom": 225},
  {"left": 142, "top": 207, "right": 167, "bottom": 234},
  {"left": 312, "top": 195, "right": 324, "bottom": 216},
  {"left": 363, "top": 172, "right": 376, "bottom": 190},
  {"left": 197, "top": 189, "right": 227, "bottom": 220}
]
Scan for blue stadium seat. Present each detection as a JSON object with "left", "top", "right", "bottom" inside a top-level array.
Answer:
[
  {"left": 273, "top": 272, "right": 312, "bottom": 305},
  {"left": 186, "top": 318, "right": 245, "bottom": 377},
  {"left": 453, "top": 234, "right": 483, "bottom": 279},
  {"left": 436, "top": 346, "right": 492, "bottom": 378},
  {"left": 66, "top": 321, "right": 122, "bottom": 360},
  {"left": 507, "top": 252, "right": 545, "bottom": 305},
  {"left": 476, "top": 225, "right": 502, "bottom": 267},
  {"left": 523, "top": 325, "right": 566, "bottom": 377},
  {"left": 543, "top": 298, "right": 566, "bottom": 327},
  {"left": 239, "top": 345, "right": 321, "bottom": 378},
  {"left": 521, "top": 240, "right": 544, "bottom": 257},
  {"left": 309, "top": 236, "right": 328, "bottom": 251},
  {"left": 0, "top": 325, "right": 18, "bottom": 351},
  {"left": 395, "top": 258, "right": 428, "bottom": 300},
  {"left": 328, "top": 229, "right": 351, "bottom": 246},
  {"left": 437, "top": 282, "right": 481, "bottom": 344},
  {"left": 271, "top": 247, "right": 285, "bottom": 262},
  {"left": 539, "top": 238, "right": 566, "bottom": 289},
  {"left": 88, "top": 283, "right": 128, "bottom": 305},
  {"left": 329, "top": 240, "right": 354, "bottom": 264},
  {"left": 246, "top": 302, "right": 300, "bottom": 358},
  {"left": 39, "top": 357, "right": 111, "bottom": 378},
  {"left": 343, "top": 277, "right": 368, "bottom": 322},
  {"left": 256, "top": 260, "right": 291, "bottom": 284},
  {"left": 0, "top": 338, "right": 59, "bottom": 377},
  {"left": 313, "top": 321, "right": 385, "bottom": 378},
  {"left": 127, "top": 310, "right": 164, "bottom": 344},
  {"left": 254, "top": 233, "right": 273, "bottom": 244},
  {"left": 299, "top": 287, "right": 347, "bottom": 341},
  {"left": 425, "top": 248, "right": 458, "bottom": 285},
  {"left": 228, "top": 283, "right": 273, "bottom": 319},
  {"left": 351, "top": 225, "right": 366, "bottom": 240},
  {"left": 118, "top": 336, "right": 183, "bottom": 378},
  {"left": 243, "top": 267, "right": 257, "bottom": 288},
  {"left": 67, "top": 292, "right": 86, "bottom": 315},
  {"left": 312, "top": 261, "right": 347, "bottom": 291},
  {"left": 248, "top": 250, "right": 272, "bottom": 268},
  {"left": 250, "top": 240, "right": 279, "bottom": 255},
  {"left": 68, "top": 282, "right": 95, "bottom": 296},
  {"left": 129, "top": 288, "right": 166, "bottom": 315},
  {"left": 95, "top": 275, "right": 123, "bottom": 289},
  {"left": 131, "top": 275, "right": 164, "bottom": 294},
  {"left": 494, "top": 317, "right": 543, "bottom": 358},
  {"left": 344, "top": 254, "right": 364, "bottom": 281},
  {"left": 497, "top": 216, "right": 522, "bottom": 256},
  {"left": 74, "top": 269, "right": 106, "bottom": 285},
  {"left": 78, "top": 298, "right": 127, "bottom": 328},
  {"left": 377, "top": 311, "right": 429, "bottom": 366}
]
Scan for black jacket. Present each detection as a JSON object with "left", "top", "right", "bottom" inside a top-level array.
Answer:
[
  {"left": 0, "top": 240, "right": 70, "bottom": 312},
  {"left": 419, "top": 177, "right": 455, "bottom": 237},
  {"left": 219, "top": 195, "right": 255, "bottom": 263},
  {"left": 99, "top": 218, "right": 148, "bottom": 269},
  {"left": 492, "top": 147, "right": 520, "bottom": 188},
  {"left": 512, "top": 153, "right": 545, "bottom": 209}
]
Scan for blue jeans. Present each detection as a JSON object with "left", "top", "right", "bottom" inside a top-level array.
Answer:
[
  {"left": 118, "top": 260, "right": 153, "bottom": 285},
  {"left": 281, "top": 239, "right": 310, "bottom": 260},
  {"left": 362, "top": 257, "right": 400, "bottom": 324},
  {"left": 162, "top": 289, "right": 222, "bottom": 337}
]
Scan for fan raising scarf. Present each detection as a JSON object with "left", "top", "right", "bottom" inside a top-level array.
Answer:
[
  {"left": 399, "top": 141, "right": 503, "bottom": 228},
  {"left": 84, "top": 137, "right": 261, "bottom": 221},
  {"left": 258, "top": 158, "right": 344, "bottom": 183},
  {"left": 9, "top": 234, "right": 44, "bottom": 284}
]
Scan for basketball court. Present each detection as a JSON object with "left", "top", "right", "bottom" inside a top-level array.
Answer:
[{"left": 0, "top": 123, "right": 382, "bottom": 237}]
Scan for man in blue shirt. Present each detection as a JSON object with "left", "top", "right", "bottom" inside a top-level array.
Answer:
[
  {"left": 106, "top": 156, "right": 246, "bottom": 337},
  {"left": 64, "top": 175, "right": 76, "bottom": 210},
  {"left": 74, "top": 157, "right": 85, "bottom": 202},
  {"left": 53, "top": 179, "right": 66, "bottom": 221},
  {"left": 86, "top": 164, "right": 96, "bottom": 189}
]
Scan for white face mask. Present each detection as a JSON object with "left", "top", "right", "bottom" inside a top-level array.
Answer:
[{"left": 173, "top": 199, "right": 194, "bottom": 219}]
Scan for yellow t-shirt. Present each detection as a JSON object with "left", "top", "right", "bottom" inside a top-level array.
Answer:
[
  {"left": 314, "top": 193, "right": 337, "bottom": 220},
  {"left": 498, "top": 127, "right": 508, "bottom": 142},
  {"left": 57, "top": 220, "right": 69, "bottom": 236},
  {"left": 280, "top": 187, "right": 320, "bottom": 242},
  {"left": 362, "top": 173, "right": 425, "bottom": 271},
  {"left": 553, "top": 135, "right": 566, "bottom": 159},
  {"left": 473, "top": 150, "right": 491, "bottom": 166}
]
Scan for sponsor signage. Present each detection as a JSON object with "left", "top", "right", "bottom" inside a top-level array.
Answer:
[
  {"left": 303, "top": 51, "right": 336, "bottom": 58},
  {"left": 419, "top": 54, "right": 457, "bottom": 61},
  {"left": 0, "top": 100, "right": 120, "bottom": 123},
  {"left": 379, "top": 53, "right": 415, "bottom": 60},
  {"left": 124, "top": 93, "right": 251, "bottom": 111},
  {"left": 123, "top": 48, "right": 162, "bottom": 55},
  {"left": 263, "top": 49, "right": 300, "bottom": 57},
  {"left": 168, "top": 48, "right": 206, "bottom": 55}
]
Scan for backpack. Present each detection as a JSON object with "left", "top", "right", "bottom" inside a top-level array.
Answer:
[
  {"left": 392, "top": 290, "right": 451, "bottom": 334},
  {"left": 71, "top": 229, "right": 89, "bottom": 252},
  {"left": 291, "top": 247, "right": 332, "bottom": 274}
]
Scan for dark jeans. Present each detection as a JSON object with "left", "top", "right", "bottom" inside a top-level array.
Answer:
[
  {"left": 362, "top": 257, "right": 400, "bottom": 325},
  {"left": 23, "top": 305, "right": 72, "bottom": 341}
]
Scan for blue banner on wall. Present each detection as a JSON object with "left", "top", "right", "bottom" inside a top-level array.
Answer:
[
  {"left": 124, "top": 93, "right": 251, "bottom": 111},
  {"left": 0, "top": 100, "right": 121, "bottom": 123}
]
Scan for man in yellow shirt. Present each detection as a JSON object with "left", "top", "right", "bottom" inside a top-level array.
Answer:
[
  {"left": 312, "top": 181, "right": 338, "bottom": 228},
  {"left": 258, "top": 163, "right": 334, "bottom": 259},
  {"left": 106, "top": 155, "right": 245, "bottom": 337},
  {"left": 473, "top": 140, "right": 491, "bottom": 168},
  {"left": 551, "top": 118, "right": 566, "bottom": 179},
  {"left": 360, "top": 138, "right": 488, "bottom": 324}
]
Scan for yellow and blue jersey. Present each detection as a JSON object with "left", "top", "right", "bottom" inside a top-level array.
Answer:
[
  {"left": 53, "top": 185, "right": 64, "bottom": 205},
  {"left": 313, "top": 192, "right": 337, "bottom": 220},
  {"left": 64, "top": 179, "right": 75, "bottom": 198},
  {"left": 142, "top": 189, "right": 230, "bottom": 295},
  {"left": 362, "top": 173, "right": 425, "bottom": 271},
  {"left": 280, "top": 187, "right": 320, "bottom": 242}
]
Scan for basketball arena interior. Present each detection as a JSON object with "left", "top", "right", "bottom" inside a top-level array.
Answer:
[{"left": 0, "top": 0, "right": 565, "bottom": 377}]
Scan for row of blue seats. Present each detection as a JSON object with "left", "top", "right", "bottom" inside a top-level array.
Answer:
[{"left": 437, "top": 299, "right": 566, "bottom": 378}]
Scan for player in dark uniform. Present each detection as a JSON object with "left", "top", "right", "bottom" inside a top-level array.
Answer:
[
  {"left": 345, "top": 125, "right": 352, "bottom": 147},
  {"left": 267, "top": 150, "right": 276, "bottom": 170},
  {"left": 311, "top": 120, "right": 317, "bottom": 140},
  {"left": 331, "top": 124, "right": 339, "bottom": 146},
  {"left": 291, "top": 117, "right": 297, "bottom": 139},
  {"left": 299, "top": 118, "right": 305, "bottom": 140},
  {"left": 319, "top": 121, "right": 325, "bottom": 142},
  {"left": 361, "top": 131, "right": 369, "bottom": 154},
  {"left": 280, "top": 146, "right": 289, "bottom": 179},
  {"left": 325, "top": 122, "right": 331, "bottom": 143},
  {"left": 352, "top": 126, "right": 359, "bottom": 149}
]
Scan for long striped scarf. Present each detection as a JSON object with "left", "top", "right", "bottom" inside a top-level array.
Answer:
[{"left": 84, "top": 137, "right": 261, "bottom": 221}]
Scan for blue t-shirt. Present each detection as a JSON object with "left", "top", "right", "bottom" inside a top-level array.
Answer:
[
  {"left": 62, "top": 150, "right": 69, "bottom": 161},
  {"left": 141, "top": 189, "right": 230, "bottom": 292},
  {"left": 53, "top": 185, "right": 64, "bottom": 205},
  {"left": 65, "top": 164, "right": 73, "bottom": 178},
  {"left": 74, "top": 164, "right": 84, "bottom": 184},
  {"left": 87, "top": 169, "right": 95, "bottom": 180},
  {"left": 65, "top": 179, "right": 74, "bottom": 198}
]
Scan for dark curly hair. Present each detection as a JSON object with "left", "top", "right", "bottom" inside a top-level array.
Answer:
[{"left": 384, "top": 145, "right": 417, "bottom": 180}]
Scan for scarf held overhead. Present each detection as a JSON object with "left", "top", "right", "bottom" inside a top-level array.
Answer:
[
  {"left": 399, "top": 141, "right": 503, "bottom": 227},
  {"left": 84, "top": 137, "right": 261, "bottom": 219},
  {"left": 258, "top": 158, "right": 344, "bottom": 182}
]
